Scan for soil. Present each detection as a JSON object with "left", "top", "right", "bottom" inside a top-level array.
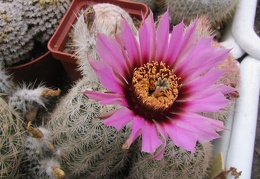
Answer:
[{"left": 251, "top": 0, "right": 260, "bottom": 178}]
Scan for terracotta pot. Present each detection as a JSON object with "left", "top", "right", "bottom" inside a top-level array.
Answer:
[
  {"left": 48, "top": 0, "right": 149, "bottom": 82},
  {"left": 7, "top": 51, "right": 68, "bottom": 88}
]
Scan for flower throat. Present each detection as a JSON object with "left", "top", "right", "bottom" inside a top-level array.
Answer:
[{"left": 132, "top": 61, "right": 180, "bottom": 112}]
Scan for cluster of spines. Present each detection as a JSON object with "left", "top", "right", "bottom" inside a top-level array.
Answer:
[
  {"left": 0, "top": 96, "right": 25, "bottom": 178},
  {"left": 46, "top": 78, "right": 131, "bottom": 178}
]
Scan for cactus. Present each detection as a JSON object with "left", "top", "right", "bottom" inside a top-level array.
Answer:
[
  {"left": 17, "top": 0, "right": 71, "bottom": 44},
  {"left": 0, "top": 1, "right": 35, "bottom": 67},
  {"left": 133, "top": 0, "right": 238, "bottom": 33},
  {"left": 8, "top": 85, "right": 61, "bottom": 120},
  {"left": 20, "top": 122, "right": 65, "bottom": 179},
  {"left": 45, "top": 78, "right": 131, "bottom": 178},
  {"left": 0, "top": 62, "right": 14, "bottom": 94},
  {"left": 72, "top": 3, "right": 137, "bottom": 78},
  {"left": 0, "top": 0, "right": 71, "bottom": 67},
  {"left": 0, "top": 96, "right": 25, "bottom": 178},
  {"left": 127, "top": 140, "right": 212, "bottom": 179}
]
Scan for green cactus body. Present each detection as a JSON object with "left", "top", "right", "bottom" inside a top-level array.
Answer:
[
  {"left": 128, "top": 140, "right": 212, "bottom": 179},
  {"left": 0, "top": 97, "right": 25, "bottom": 179},
  {"left": 47, "top": 78, "right": 131, "bottom": 178}
]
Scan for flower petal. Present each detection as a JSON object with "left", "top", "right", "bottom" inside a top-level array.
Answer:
[
  {"left": 184, "top": 92, "right": 230, "bottom": 112},
  {"left": 171, "top": 112, "right": 224, "bottom": 143},
  {"left": 175, "top": 39, "right": 230, "bottom": 81},
  {"left": 84, "top": 90, "right": 128, "bottom": 106},
  {"left": 153, "top": 124, "right": 168, "bottom": 160},
  {"left": 170, "top": 20, "right": 198, "bottom": 68},
  {"left": 123, "top": 115, "right": 145, "bottom": 149},
  {"left": 120, "top": 19, "right": 141, "bottom": 68},
  {"left": 138, "top": 12, "right": 156, "bottom": 63},
  {"left": 89, "top": 60, "right": 125, "bottom": 95},
  {"left": 164, "top": 21, "right": 184, "bottom": 65},
  {"left": 163, "top": 122, "right": 197, "bottom": 152},
  {"left": 156, "top": 10, "right": 170, "bottom": 61},
  {"left": 96, "top": 33, "right": 130, "bottom": 77},
  {"left": 182, "top": 68, "right": 225, "bottom": 90},
  {"left": 141, "top": 122, "right": 163, "bottom": 154},
  {"left": 103, "top": 107, "right": 135, "bottom": 131}
]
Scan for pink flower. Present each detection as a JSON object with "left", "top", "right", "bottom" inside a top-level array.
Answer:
[{"left": 84, "top": 11, "right": 235, "bottom": 159}]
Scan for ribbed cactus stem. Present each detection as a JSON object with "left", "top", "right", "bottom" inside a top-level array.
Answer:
[
  {"left": 0, "top": 0, "right": 71, "bottom": 67},
  {"left": 46, "top": 78, "right": 131, "bottom": 178},
  {"left": 127, "top": 141, "right": 213, "bottom": 179}
]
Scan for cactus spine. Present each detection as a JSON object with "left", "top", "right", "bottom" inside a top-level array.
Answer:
[
  {"left": 0, "top": 96, "right": 25, "bottom": 178},
  {"left": 128, "top": 141, "right": 213, "bottom": 179},
  {"left": 46, "top": 78, "right": 131, "bottom": 178},
  {"left": 72, "top": 3, "right": 137, "bottom": 78}
]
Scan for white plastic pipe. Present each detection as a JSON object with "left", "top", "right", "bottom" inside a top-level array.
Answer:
[
  {"left": 226, "top": 56, "right": 260, "bottom": 178},
  {"left": 221, "top": 18, "right": 245, "bottom": 59},
  {"left": 232, "top": 0, "right": 260, "bottom": 60}
]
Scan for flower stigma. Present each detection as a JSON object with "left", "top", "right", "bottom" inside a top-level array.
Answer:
[{"left": 132, "top": 61, "right": 180, "bottom": 112}]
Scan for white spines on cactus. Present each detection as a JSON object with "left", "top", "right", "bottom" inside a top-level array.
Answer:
[
  {"left": 0, "top": 0, "right": 71, "bottom": 67},
  {"left": 20, "top": 123, "right": 65, "bottom": 179},
  {"left": 0, "top": 96, "right": 26, "bottom": 179},
  {"left": 8, "top": 84, "right": 61, "bottom": 119},
  {"left": 0, "top": 1, "right": 34, "bottom": 67},
  {"left": 46, "top": 78, "right": 131, "bottom": 178},
  {"left": 133, "top": 0, "right": 238, "bottom": 31},
  {"left": 166, "top": 0, "right": 238, "bottom": 28},
  {"left": 72, "top": 3, "right": 137, "bottom": 78},
  {"left": 0, "top": 62, "right": 14, "bottom": 94},
  {"left": 127, "top": 141, "right": 213, "bottom": 179},
  {"left": 17, "top": 0, "right": 71, "bottom": 44}
]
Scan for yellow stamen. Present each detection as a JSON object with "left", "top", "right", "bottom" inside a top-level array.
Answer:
[
  {"left": 132, "top": 61, "right": 180, "bottom": 112},
  {"left": 53, "top": 167, "right": 65, "bottom": 179},
  {"left": 41, "top": 88, "right": 61, "bottom": 97},
  {"left": 27, "top": 121, "right": 44, "bottom": 139}
]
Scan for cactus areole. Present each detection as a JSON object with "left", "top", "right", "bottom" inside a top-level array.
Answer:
[{"left": 84, "top": 11, "right": 236, "bottom": 159}]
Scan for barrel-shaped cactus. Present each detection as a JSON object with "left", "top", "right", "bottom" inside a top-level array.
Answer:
[
  {"left": 0, "top": 0, "right": 71, "bottom": 67},
  {"left": 45, "top": 78, "right": 131, "bottom": 178},
  {"left": 127, "top": 141, "right": 213, "bottom": 179}
]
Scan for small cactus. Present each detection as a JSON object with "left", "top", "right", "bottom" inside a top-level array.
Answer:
[
  {"left": 0, "top": 1, "right": 35, "bottom": 67},
  {"left": 0, "top": 0, "right": 71, "bottom": 67},
  {"left": 46, "top": 78, "right": 131, "bottom": 178},
  {"left": 20, "top": 122, "right": 65, "bottom": 179},
  {"left": 8, "top": 85, "right": 61, "bottom": 120},
  {"left": 127, "top": 140, "right": 213, "bottom": 179},
  {"left": 134, "top": 0, "right": 238, "bottom": 33},
  {"left": 72, "top": 3, "right": 137, "bottom": 78},
  {"left": 0, "top": 62, "right": 14, "bottom": 94},
  {"left": 0, "top": 96, "right": 26, "bottom": 179}
]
